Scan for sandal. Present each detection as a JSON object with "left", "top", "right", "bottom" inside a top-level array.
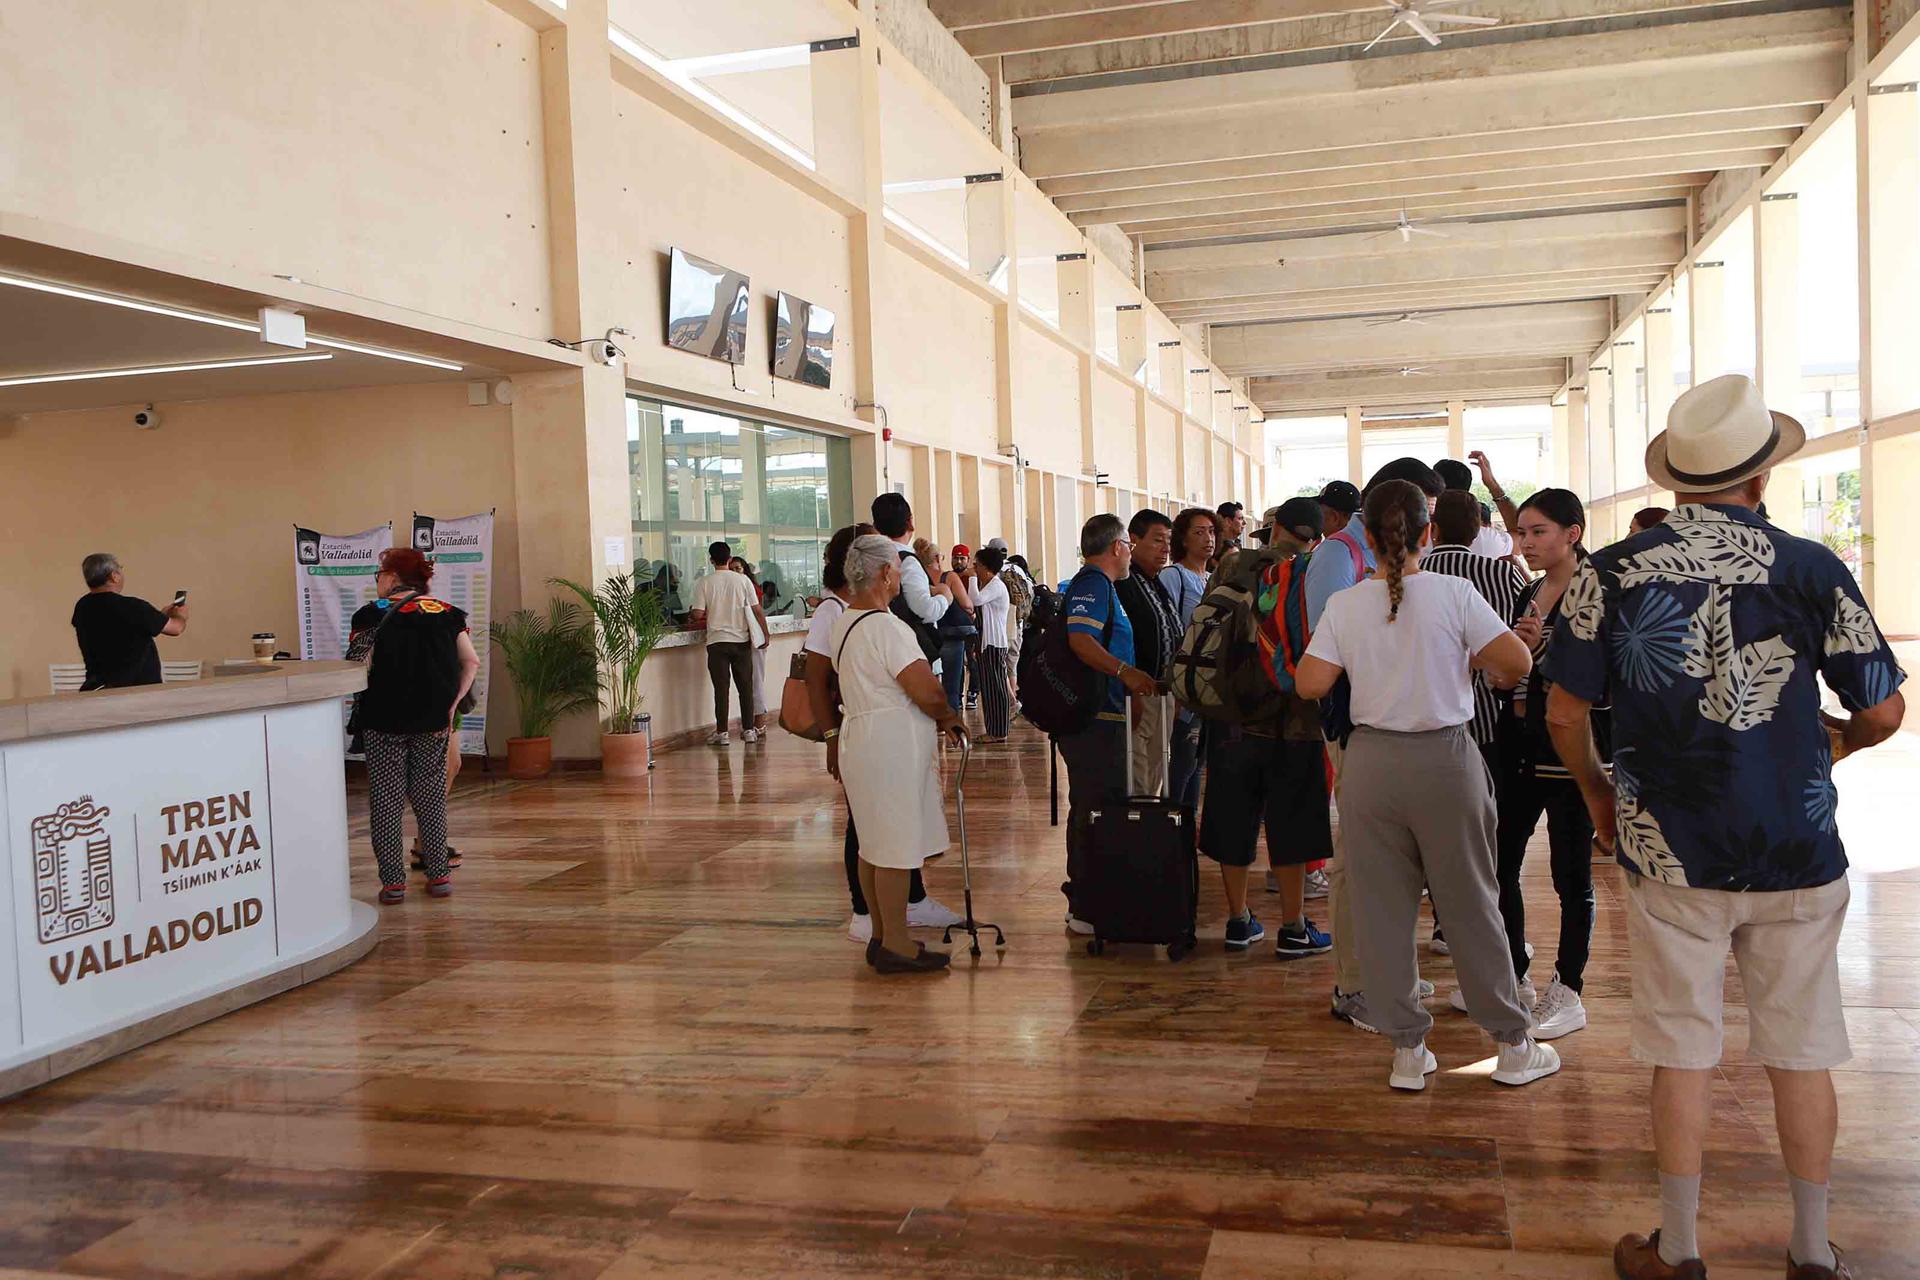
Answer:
[
  {"left": 410, "top": 847, "right": 462, "bottom": 872},
  {"left": 426, "top": 876, "right": 453, "bottom": 899},
  {"left": 378, "top": 883, "right": 406, "bottom": 905}
]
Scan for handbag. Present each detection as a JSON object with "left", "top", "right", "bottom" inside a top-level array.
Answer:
[{"left": 778, "top": 609, "right": 879, "bottom": 742}]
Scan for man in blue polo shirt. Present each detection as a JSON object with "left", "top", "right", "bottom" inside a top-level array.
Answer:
[
  {"left": 1058, "top": 513, "right": 1157, "bottom": 933},
  {"left": 1547, "top": 376, "right": 1907, "bottom": 1280}
]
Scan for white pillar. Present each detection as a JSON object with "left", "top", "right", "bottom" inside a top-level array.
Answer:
[
  {"left": 1446, "top": 399, "right": 1466, "bottom": 461},
  {"left": 1646, "top": 305, "right": 1677, "bottom": 445},
  {"left": 1564, "top": 385, "right": 1588, "bottom": 496},
  {"left": 1691, "top": 261, "right": 1727, "bottom": 383},
  {"left": 1613, "top": 338, "right": 1646, "bottom": 497},
  {"left": 1346, "top": 405, "right": 1364, "bottom": 485},
  {"left": 1867, "top": 83, "right": 1920, "bottom": 421}
]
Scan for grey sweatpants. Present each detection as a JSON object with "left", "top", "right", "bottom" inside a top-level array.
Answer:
[{"left": 1337, "top": 724, "right": 1532, "bottom": 1049}]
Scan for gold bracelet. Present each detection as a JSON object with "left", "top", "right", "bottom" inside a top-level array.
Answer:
[{"left": 823, "top": 728, "right": 839, "bottom": 741}]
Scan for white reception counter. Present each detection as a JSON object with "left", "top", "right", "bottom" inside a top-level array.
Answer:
[{"left": 0, "top": 661, "right": 378, "bottom": 1097}]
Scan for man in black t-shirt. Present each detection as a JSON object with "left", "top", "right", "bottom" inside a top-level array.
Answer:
[{"left": 70, "top": 553, "right": 188, "bottom": 690}]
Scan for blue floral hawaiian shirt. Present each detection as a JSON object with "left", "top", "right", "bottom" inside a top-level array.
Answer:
[{"left": 1546, "top": 503, "right": 1905, "bottom": 892}]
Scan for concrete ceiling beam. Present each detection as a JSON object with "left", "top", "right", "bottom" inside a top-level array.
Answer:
[
  {"left": 1162, "top": 275, "right": 1670, "bottom": 324},
  {"left": 955, "top": 0, "right": 1381, "bottom": 57},
  {"left": 1131, "top": 185, "right": 1700, "bottom": 242},
  {"left": 1014, "top": 11, "right": 1848, "bottom": 177},
  {"left": 1051, "top": 129, "right": 1800, "bottom": 218},
  {"left": 1034, "top": 104, "right": 1818, "bottom": 196},
  {"left": 1253, "top": 363, "right": 1571, "bottom": 410},
  {"left": 1208, "top": 300, "right": 1613, "bottom": 372}
]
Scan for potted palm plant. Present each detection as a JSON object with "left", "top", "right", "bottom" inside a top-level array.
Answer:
[
  {"left": 554, "top": 572, "right": 671, "bottom": 777},
  {"left": 487, "top": 600, "right": 599, "bottom": 779}
]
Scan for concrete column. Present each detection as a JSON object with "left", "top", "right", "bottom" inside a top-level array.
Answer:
[
  {"left": 1646, "top": 305, "right": 1677, "bottom": 445},
  {"left": 1758, "top": 193, "right": 1802, "bottom": 416},
  {"left": 1059, "top": 252, "right": 1096, "bottom": 476},
  {"left": 1550, "top": 400, "right": 1571, "bottom": 490},
  {"left": 1134, "top": 387, "right": 1152, "bottom": 496},
  {"left": 1346, "top": 405, "right": 1364, "bottom": 485},
  {"left": 1445, "top": 400, "right": 1466, "bottom": 461},
  {"left": 958, "top": 454, "right": 983, "bottom": 549},
  {"left": 1867, "top": 84, "right": 1920, "bottom": 420},
  {"left": 1613, "top": 339, "right": 1646, "bottom": 496},
  {"left": 910, "top": 446, "right": 936, "bottom": 538},
  {"left": 932, "top": 449, "right": 957, "bottom": 546},
  {"left": 1691, "top": 261, "right": 1726, "bottom": 383},
  {"left": 1565, "top": 386, "right": 1588, "bottom": 496}
]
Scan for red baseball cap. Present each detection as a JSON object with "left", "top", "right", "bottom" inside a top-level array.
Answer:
[{"left": 951, "top": 543, "right": 971, "bottom": 558}]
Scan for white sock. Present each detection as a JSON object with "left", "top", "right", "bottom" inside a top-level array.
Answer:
[
  {"left": 1657, "top": 1172, "right": 1700, "bottom": 1265},
  {"left": 1789, "top": 1175, "right": 1834, "bottom": 1269}
]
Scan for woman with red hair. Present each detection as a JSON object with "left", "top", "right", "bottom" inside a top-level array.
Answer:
[{"left": 347, "top": 547, "right": 481, "bottom": 904}]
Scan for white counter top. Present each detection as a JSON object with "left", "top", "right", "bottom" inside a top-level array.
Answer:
[{"left": 654, "top": 615, "right": 810, "bottom": 650}]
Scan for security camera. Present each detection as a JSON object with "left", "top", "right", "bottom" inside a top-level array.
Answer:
[
  {"left": 133, "top": 405, "right": 162, "bottom": 430},
  {"left": 588, "top": 340, "right": 624, "bottom": 366}
]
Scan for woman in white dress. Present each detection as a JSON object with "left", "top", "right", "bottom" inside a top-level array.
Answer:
[{"left": 831, "top": 534, "right": 964, "bottom": 974}]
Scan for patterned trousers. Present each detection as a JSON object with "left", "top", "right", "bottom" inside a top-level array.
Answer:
[
  {"left": 365, "top": 730, "right": 450, "bottom": 885},
  {"left": 977, "top": 646, "right": 1012, "bottom": 738}
]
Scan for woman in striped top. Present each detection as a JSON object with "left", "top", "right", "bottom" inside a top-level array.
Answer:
[{"left": 1491, "top": 488, "right": 1598, "bottom": 1041}]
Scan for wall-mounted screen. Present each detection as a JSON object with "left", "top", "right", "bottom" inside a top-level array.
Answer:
[
  {"left": 666, "top": 247, "right": 749, "bottom": 365},
  {"left": 772, "top": 292, "right": 835, "bottom": 389}
]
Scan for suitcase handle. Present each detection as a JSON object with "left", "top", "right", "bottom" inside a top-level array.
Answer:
[{"left": 1122, "top": 691, "right": 1176, "bottom": 803}]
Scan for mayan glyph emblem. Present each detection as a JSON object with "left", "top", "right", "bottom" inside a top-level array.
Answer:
[{"left": 32, "top": 796, "right": 114, "bottom": 945}]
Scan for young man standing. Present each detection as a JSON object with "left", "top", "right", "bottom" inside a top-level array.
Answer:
[
  {"left": 1546, "top": 376, "right": 1907, "bottom": 1280},
  {"left": 1113, "top": 509, "right": 1181, "bottom": 797},
  {"left": 1214, "top": 501, "right": 1246, "bottom": 559},
  {"left": 689, "top": 540, "right": 770, "bottom": 746}
]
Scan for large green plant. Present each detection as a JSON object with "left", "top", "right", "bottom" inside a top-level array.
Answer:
[
  {"left": 552, "top": 572, "right": 671, "bottom": 733},
  {"left": 487, "top": 600, "right": 599, "bottom": 739}
]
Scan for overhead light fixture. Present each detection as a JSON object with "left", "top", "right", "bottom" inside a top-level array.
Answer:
[
  {"left": 0, "top": 273, "right": 255, "bottom": 332},
  {"left": 308, "top": 337, "right": 462, "bottom": 371},
  {"left": 0, "top": 351, "right": 333, "bottom": 388},
  {"left": 0, "top": 275, "right": 463, "bottom": 372}
]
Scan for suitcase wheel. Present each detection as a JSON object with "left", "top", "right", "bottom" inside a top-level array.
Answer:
[
  {"left": 1086, "top": 939, "right": 1106, "bottom": 957},
  {"left": 1166, "top": 940, "right": 1192, "bottom": 963}
]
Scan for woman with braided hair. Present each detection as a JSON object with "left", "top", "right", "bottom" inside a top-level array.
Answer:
[{"left": 1297, "top": 480, "right": 1562, "bottom": 1092}]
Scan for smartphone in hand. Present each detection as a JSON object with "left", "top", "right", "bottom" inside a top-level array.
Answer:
[{"left": 172, "top": 589, "right": 189, "bottom": 607}]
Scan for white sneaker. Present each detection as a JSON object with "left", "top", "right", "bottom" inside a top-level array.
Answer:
[
  {"left": 1389, "top": 1043, "right": 1439, "bottom": 1091},
  {"left": 908, "top": 897, "right": 964, "bottom": 928},
  {"left": 743, "top": 728, "right": 761, "bottom": 743},
  {"left": 707, "top": 731, "right": 730, "bottom": 746},
  {"left": 1450, "top": 977, "right": 1535, "bottom": 1014},
  {"left": 1065, "top": 913, "right": 1095, "bottom": 935},
  {"left": 847, "top": 912, "right": 873, "bottom": 942},
  {"left": 1305, "top": 869, "right": 1330, "bottom": 899},
  {"left": 1529, "top": 975, "right": 1588, "bottom": 1040},
  {"left": 1414, "top": 978, "right": 1435, "bottom": 1001},
  {"left": 1429, "top": 932, "right": 1451, "bottom": 956},
  {"left": 1491, "top": 1037, "right": 1561, "bottom": 1086}
]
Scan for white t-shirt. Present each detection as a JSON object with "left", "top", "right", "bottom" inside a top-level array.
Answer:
[
  {"left": 829, "top": 608, "right": 925, "bottom": 716},
  {"left": 974, "top": 575, "right": 1011, "bottom": 649},
  {"left": 1471, "top": 524, "right": 1515, "bottom": 560},
  {"left": 690, "top": 569, "right": 759, "bottom": 644},
  {"left": 1304, "top": 573, "right": 1510, "bottom": 732},
  {"left": 803, "top": 592, "right": 847, "bottom": 658}
]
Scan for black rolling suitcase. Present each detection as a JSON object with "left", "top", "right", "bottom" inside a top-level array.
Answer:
[{"left": 1075, "top": 696, "right": 1199, "bottom": 961}]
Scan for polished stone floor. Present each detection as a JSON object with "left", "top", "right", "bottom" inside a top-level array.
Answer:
[{"left": 2, "top": 716, "right": 1917, "bottom": 1279}]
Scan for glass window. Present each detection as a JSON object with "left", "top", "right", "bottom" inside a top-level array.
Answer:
[{"left": 629, "top": 398, "right": 852, "bottom": 620}]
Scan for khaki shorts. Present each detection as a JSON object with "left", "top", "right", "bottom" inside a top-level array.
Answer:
[{"left": 1626, "top": 872, "right": 1851, "bottom": 1071}]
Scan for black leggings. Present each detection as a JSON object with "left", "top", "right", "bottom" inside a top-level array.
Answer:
[
  {"left": 843, "top": 807, "right": 925, "bottom": 915},
  {"left": 1494, "top": 728, "right": 1596, "bottom": 991}
]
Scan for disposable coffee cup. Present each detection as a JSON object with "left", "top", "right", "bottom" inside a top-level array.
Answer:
[{"left": 252, "top": 633, "right": 277, "bottom": 663}]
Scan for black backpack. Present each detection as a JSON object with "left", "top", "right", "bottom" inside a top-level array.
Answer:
[
  {"left": 1017, "top": 567, "right": 1114, "bottom": 737},
  {"left": 888, "top": 550, "right": 942, "bottom": 663}
]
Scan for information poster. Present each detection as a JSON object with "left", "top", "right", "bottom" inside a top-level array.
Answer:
[
  {"left": 294, "top": 524, "right": 392, "bottom": 661},
  {"left": 5, "top": 715, "right": 278, "bottom": 1043},
  {"left": 411, "top": 511, "right": 494, "bottom": 757}
]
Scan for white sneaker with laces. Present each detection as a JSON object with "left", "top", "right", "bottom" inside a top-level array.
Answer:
[
  {"left": 1065, "top": 913, "right": 1095, "bottom": 935},
  {"left": 743, "top": 728, "right": 761, "bottom": 743},
  {"left": 1529, "top": 975, "right": 1588, "bottom": 1040},
  {"left": 1305, "top": 869, "right": 1330, "bottom": 899},
  {"left": 1414, "top": 978, "right": 1435, "bottom": 1001},
  {"left": 1389, "top": 1043, "right": 1439, "bottom": 1091},
  {"left": 1450, "top": 978, "right": 1535, "bottom": 1014},
  {"left": 707, "top": 731, "right": 730, "bottom": 746},
  {"left": 847, "top": 912, "right": 874, "bottom": 942},
  {"left": 1491, "top": 1037, "right": 1561, "bottom": 1086},
  {"left": 907, "top": 897, "right": 964, "bottom": 928}
]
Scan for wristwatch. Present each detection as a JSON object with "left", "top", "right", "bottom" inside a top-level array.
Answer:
[{"left": 823, "top": 728, "right": 839, "bottom": 741}]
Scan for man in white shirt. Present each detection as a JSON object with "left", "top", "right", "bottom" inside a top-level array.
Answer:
[
  {"left": 689, "top": 540, "right": 770, "bottom": 746},
  {"left": 870, "top": 493, "right": 947, "bottom": 647},
  {"left": 1436, "top": 458, "right": 1517, "bottom": 560}
]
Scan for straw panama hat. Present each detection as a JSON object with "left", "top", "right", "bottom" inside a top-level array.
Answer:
[{"left": 1646, "top": 373, "right": 1805, "bottom": 492}]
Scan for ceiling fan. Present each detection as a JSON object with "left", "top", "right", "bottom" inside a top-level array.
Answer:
[
  {"left": 1365, "top": 311, "right": 1435, "bottom": 328},
  {"left": 1365, "top": 0, "right": 1501, "bottom": 52},
  {"left": 1366, "top": 208, "right": 1449, "bottom": 244}
]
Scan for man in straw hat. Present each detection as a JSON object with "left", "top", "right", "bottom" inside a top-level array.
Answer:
[{"left": 1543, "top": 375, "right": 1907, "bottom": 1280}]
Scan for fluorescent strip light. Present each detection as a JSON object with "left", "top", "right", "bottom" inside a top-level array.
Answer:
[
  {"left": 671, "top": 43, "right": 811, "bottom": 78},
  {"left": 611, "top": 25, "right": 817, "bottom": 171},
  {"left": 309, "top": 337, "right": 462, "bottom": 371},
  {"left": 0, "top": 274, "right": 463, "bottom": 372},
  {"left": 0, "top": 352, "right": 333, "bottom": 388},
  {"left": 0, "top": 273, "right": 256, "bottom": 332}
]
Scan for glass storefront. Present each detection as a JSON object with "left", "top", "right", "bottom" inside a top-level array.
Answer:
[{"left": 627, "top": 398, "right": 853, "bottom": 620}]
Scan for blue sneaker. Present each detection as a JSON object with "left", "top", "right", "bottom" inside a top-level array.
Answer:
[
  {"left": 1224, "top": 911, "right": 1266, "bottom": 950},
  {"left": 1274, "top": 918, "right": 1333, "bottom": 958}
]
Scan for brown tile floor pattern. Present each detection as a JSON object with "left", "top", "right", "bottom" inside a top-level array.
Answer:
[{"left": 2, "top": 716, "right": 1917, "bottom": 1279}]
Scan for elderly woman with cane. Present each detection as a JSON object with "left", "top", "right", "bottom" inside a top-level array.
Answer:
[{"left": 830, "top": 534, "right": 965, "bottom": 974}]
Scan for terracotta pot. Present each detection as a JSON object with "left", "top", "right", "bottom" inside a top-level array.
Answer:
[
  {"left": 505, "top": 736, "right": 553, "bottom": 779},
  {"left": 600, "top": 730, "right": 652, "bottom": 778}
]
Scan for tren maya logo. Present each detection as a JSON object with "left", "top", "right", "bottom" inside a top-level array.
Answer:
[{"left": 32, "top": 796, "right": 114, "bottom": 944}]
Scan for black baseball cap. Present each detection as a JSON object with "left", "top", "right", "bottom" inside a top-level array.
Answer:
[{"left": 1314, "top": 481, "right": 1361, "bottom": 515}]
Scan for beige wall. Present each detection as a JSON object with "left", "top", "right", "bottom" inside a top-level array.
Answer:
[
  {"left": 0, "top": 382, "right": 524, "bottom": 734},
  {"left": 871, "top": 246, "right": 998, "bottom": 458},
  {"left": 0, "top": 0, "right": 554, "bottom": 341}
]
